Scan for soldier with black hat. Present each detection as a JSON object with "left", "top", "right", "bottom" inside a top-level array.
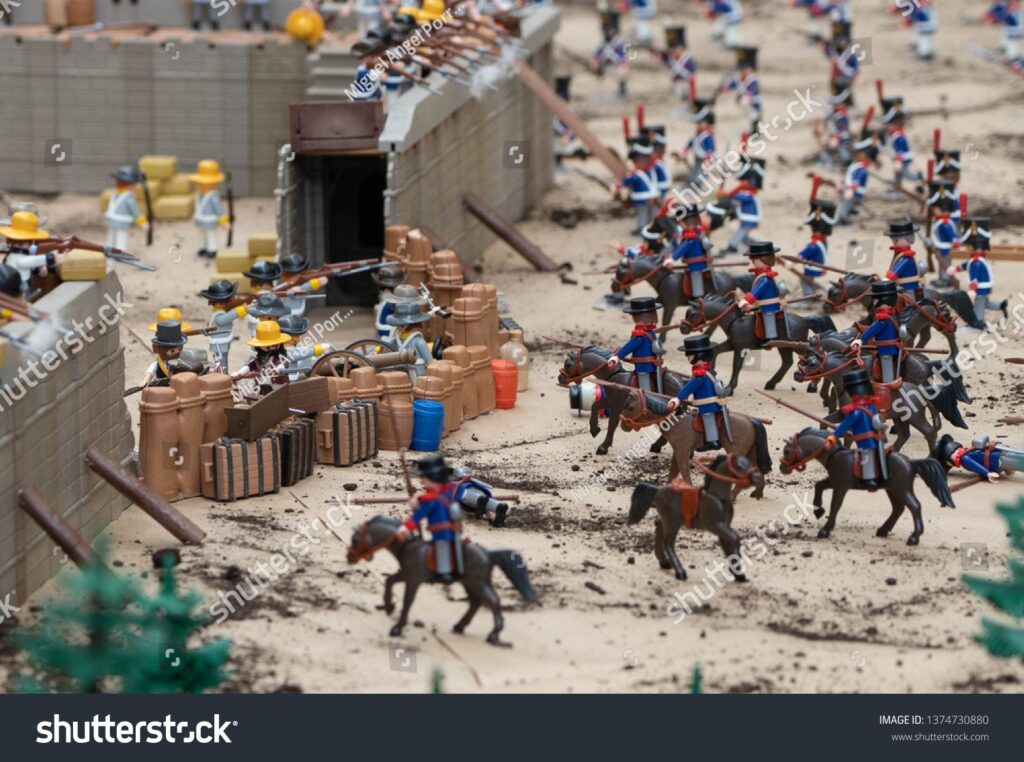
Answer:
[
  {"left": 722, "top": 157, "right": 764, "bottom": 254},
  {"left": 933, "top": 433, "right": 1024, "bottom": 484},
  {"left": 665, "top": 203, "right": 713, "bottom": 298},
  {"left": 739, "top": 240, "right": 787, "bottom": 342},
  {"left": 590, "top": 10, "right": 630, "bottom": 98},
  {"left": 934, "top": 148, "right": 962, "bottom": 227},
  {"left": 883, "top": 218, "right": 924, "bottom": 301},
  {"left": 722, "top": 46, "right": 761, "bottom": 132},
  {"left": 820, "top": 82, "right": 854, "bottom": 168},
  {"left": 278, "top": 254, "right": 327, "bottom": 318},
  {"left": 667, "top": 335, "right": 728, "bottom": 448},
  {"left": 826, "top": 20, "right": 859, "bottom": 90},
  {"left": 827, "top": 369, "right": 888, "bottom": 489},
  {"left": 851, "top": 281, "right": 903, "bottom": 383},
  {"left": 644, "top": 125, "right": 672, "bottom": 201},
  {"left": 200, "top": 279, "right": 249, "bottom": 372},
  {"left": 680, "top": 97, "right": 717, "bottom": 186},
  {"left": 926, "top": 180, "right": 959, "bottom": 283},
  {"left": 395, "top": 454, "right": 463, "bottom": 583},
  {"left": 947, "top": 216, "right": 1008, "bottom": 324},
  {"left": 279, "top": 314, "right": 337, "bottom": 382},
  {"left": 797, "top": 199, "right": 836, "bottom": 296},
  {"left": 881, "top": 101, "right": 922, "bottom": 197},
  {"left": 244, "top": 259, "right": 283, "bottom": 295},
  {"left": 608, "top": 296, "right": 664, "bottom": 392},
  {"left": 615, "top": 138, "right": 659, "bottom": 234},
  {"left": 837, "top": 129, "right": 880, "bottom": 224},
  {"left": 138, "top": 320, "right": 188, "bottom": 389},
  {"left": 662, "top": 24, "right": 696, "bottom": 102}
]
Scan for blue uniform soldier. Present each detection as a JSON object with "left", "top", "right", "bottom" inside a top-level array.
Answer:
[
  {"left": 591, "top": 11, "right": 630, "bottom": 98},
  {"left": 643, "top": 125, "right": 672, "bottom": 201},
  {"left": 616, "top": 139, "right": 660, "bottom": 235},
  {"left": 927, "top": 180, "right": 959, "bottom": 284},
  {"left": 881, "top": 101, "right": 922, "bottom": 197},
  {"left": 739, "top": 240, "right": 786, "bottom": 342},
  {"left": 827, "top": 369, "right": 888, "bottom": 489},
  {"left": 627, "top": 0, "right": 657, "bottom": 48},
  {"left": 663, "top": 25, "right": 697, "bottom": 101},
  {"left": 820, "top": 82, "right": 854, "bottom": 168},
  {"left": 984, "top": 1, "right": 1023, "bottom": 63},
  {"left": 934, "top": 149, "right": 962, "bottom": 228},
  {"left": 705, "top": 0, "right": 743, "bottom": 49},
  {"left": 722, "top": 158, "right": 764, "bottom": 254},
  {"left": 665, "top": 203, "right": 712, "bottom": 298},
  {"left": 851, "top": 281, "right": 902, "bottom": 383},
  {"left": 899, "top": 0, "right": 937, "bottom": 60},
  {"left": 884, "top": 218, "right": 923, "bottom": 300},
  {"left": 798, "top": 199, "right": 836, "bottom": 296},
  {"left": 396, "top": 455, "right": 463, "bottom": 583},
  {"left": 935, "top": 434, "right": 1024, "bottom": 484},
  {"left": 722, "top": 46, "right": 761, "bottom": 133},
  {"left": 826, "top": 21, "right": 860, "bottom": 90},
  {"left": 681, "top": 98, "right": 717, "bottom": 185},
  {"left": 668, "top": 335, "right": 727, "bottom": 449},
  {"left": 837, "top": 128, "right": 880, "bottom": 224},
  {"left": 947, "top": 216, "right": 1008, "bottom": 324},
  {"left": 608, "top": 296, "right": 664, "bottom": 392}
]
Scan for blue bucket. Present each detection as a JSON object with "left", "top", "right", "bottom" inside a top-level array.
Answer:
[{"left": 411, "top": 400, "right": 445, "bottom": 451}]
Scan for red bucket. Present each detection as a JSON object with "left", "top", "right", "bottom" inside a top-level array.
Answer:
[{"left": 491, "top": 360, "right": 518, "bottom": 409}]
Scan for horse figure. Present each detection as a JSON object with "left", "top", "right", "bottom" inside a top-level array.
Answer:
[
  {"left": 629, "top": 454, "right": 763, "bottom": 581},
  {"left": 611, "top": 255, "right": 753, "bottom": 327},
  {"left": 348, "top": 515, "right": 539, "bottom": 645},
  {"left": 557, "top": 344, "right": 690, "bottom": 455},
  {"left": 780, "top": 428, "right": 955, "bottom": 546},
  {"left": 620, "top": 388, "right": 771, "bottom": 494},
  {"left": 679, "top": 294, "right": 837, "bottom": 393}
]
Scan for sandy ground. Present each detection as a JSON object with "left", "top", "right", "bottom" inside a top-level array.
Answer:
[{"left": 4, "top": 0, "right": 1024, "bottom": 693}]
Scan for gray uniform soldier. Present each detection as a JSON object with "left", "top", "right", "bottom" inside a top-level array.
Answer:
[
  {"left": 190, "top": 0, "right": 221, "bottom": 31},
  {"left": 279, "top": 255, "right": 326, "bottom": 318},
  {"left": 245, "top": 292, "right": 289, "bottom": 343},
  {"left": 200, "top": 279, "right": 249, "bottom": 371},
  {"left": 279, "top": 315, "right": 336, "bottom": 382},
  {"left": 387, "top": 301, "right": 434, "bottom": 381},
  {"left": 190, "top": 160, "right": 229, "bottom": 259},
  {"left": 105, "top": 166, "right": 147, "bottom": 262},
  {"left": 244, "top": 0, "right": 272, "bottom": 31}
]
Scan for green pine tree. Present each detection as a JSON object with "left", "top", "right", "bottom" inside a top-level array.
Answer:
[
  {"left": 689, "top": 663, "right": 703, "bottom": 694},
  {"left": 430, "top": 666, "right": 445, "bottom": 694},
  {"left": 962, "top": 498, "right": 1024, "bottom": 662}
]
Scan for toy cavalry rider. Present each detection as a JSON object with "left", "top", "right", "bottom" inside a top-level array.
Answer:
[
  {"left": 681, "top": 97, "right": 716, "bottom": 185},
  {"left": 190, "top": 160, "right": 230, "bottom": 259},
  {"left": 798, "top": 199, "right": 836, "bottom": 296},
  {"left": 927, "top": 180, "right": 959, "bottom": 284},
  {"left": 608, "top": 297, "right": 664, "bottom": 392},
  {"left": 591, "top": 10, "right": 629, "bottom": 99},
  {"left": 851, "top": 281, "right": 903, "bottom": 384},
  {"left": 739, "top": 240, "right": 787, "bottom": 342},
  {"left": 386, "top": 301, "right": 434, "bottom": 380},
  {"left": 105, "top": 166, "right": 148, "bottom": 255},
  {"left": 395, "top": 455, "right": 464, "bottom": 583},
  {"left": 705, "top": 0, "right": 743, "bottom": 50},
  {"left": 721, "top": 158, "right": 764, "bottom": 255},
  {"left": 616, "top": 139, "right": 659, "bottom": 235},
  {"left": 373, "top": 265, "right": 410, "bottom": 339},
  {"left": 827, "top": 369, "right": 888, "bottom": 489},
  {"left": 668, "top": 335, "right": 729, "bottom": 449},
  {"left": 279, "top": 255, "right": 326, "bottom": 318},
  {"left": 722, "top": 46, "right": 761, "bottom": 133},
  {"left": 665, "top": 203, "right": 712, "bottom": 298},
  {"left": 948, "top": 216, "right": 1008, "bottom": 324},
  {"left": 837, "top": 128, "right": 880, "bottom": 225},
  {"left": 139, "top": 320, "right": 188, "bottom": 388},
  {"left": 0, "top": 211, "right": 68, "bottom": 293},
  {"left": 884, "top": 218, "right": 924, "bottom": 303},
  {"left": 662, "top": 25, "right": 696, "bottom": 101},
  {"left": 935, "top": 434, "right": 1024, "bottom": 483},
  {"left": 200, "top": 279, "right": 248, "bottom": 372},
  {"left": 644, "top": 126, "right": 672, "bottom": 202}
]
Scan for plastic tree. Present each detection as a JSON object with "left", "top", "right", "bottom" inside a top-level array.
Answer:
[
  {"left": 689, "top": 664, "right": 703, "bottom": 694},
  {"left": 962, "top": 497, "right": 1024, "bottom": 662},
  {"left": 430, "top": 666, "right": 445, "bottom": 694}
]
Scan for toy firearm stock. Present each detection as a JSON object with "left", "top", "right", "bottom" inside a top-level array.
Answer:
[{"left": 33, "top": 236, "right": 156, "bottom": 271}]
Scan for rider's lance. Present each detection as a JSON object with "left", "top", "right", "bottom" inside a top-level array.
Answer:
[
  {"left": 755, "top": 389, "right": 835, "bottom": 429},
  {"left": 780, "top": 255, "right": 858, "bottom": 277},
  {"left": 399, "top": 448, "right": 415, "bottom": 498}
]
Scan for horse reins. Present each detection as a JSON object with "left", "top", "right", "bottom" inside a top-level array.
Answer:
[
  {"left": 348, "top": 521, "right": 403, "bottom": 562},
  {"left": 901, "top": 294, "right": 957, "bottom": 333},
  {"left": 613, "top": 260, "right": 665, "bottom": 290},
  {"left": 695, "top": 453, "right": 757, "bottom": 487},
  {"left": 781, "top": 432, "right": 835, "bottom": 472},
  {"left": 682, "top": 299, "right": 739, "bottom": 333}
]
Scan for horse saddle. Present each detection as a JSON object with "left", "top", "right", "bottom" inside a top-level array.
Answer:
[
  {"left": 681, "top": 270, "right": 712, "bottom": 298},
  {"left": 753, "top": 311, "right": 785, "bottom": 341},
  {"left": 425, "top": 539, "right": 467, "bottom": 577},
  {"left": 670, "top": 477, "right": 702, "bottom": 529},
  {"left": 870, "top": 379, "right": 902, "bottom": 414},
  {"left": 691, "top": 410, "right": 731, "bottom": 446}
]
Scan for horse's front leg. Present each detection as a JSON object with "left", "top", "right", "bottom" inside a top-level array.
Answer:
[
  {"left": 654, "top": 518, "right": 672, "bottom": 570},
  {"left": 916, "top": 325, "right": 931, "bottom": 348},
  {"left": 876, "top": 487, "right": 904, "bottom": 538},
  {"left": 664, "top": 519, "right": 688, "bottom": 580},
  {"left": 812, "top": 477, "right": 830, "bottom": 519},
  {"left": 453, "top": 594, "right": 482, "bottom": 634},
  {"left": 727, "top": 344, "right": 745, "bottom": 393},
  {"left": 383, "top": 571, "right": 402, "bottom": 615},
  {"left": 818, "top": 486, "right": 848, "bottom": 539},
  {"left": 390, "top": 579, "right": 421, "bottom": 637},
  {"left": 589, "top": 402, "right": 603, "bottom": 439},
  {"left": 650, "top": 433, "right": 667, "bottom": 454},
  {"left": 597, "top": 404, "right": 621, "bottom": 455},
  {"left": 943, "top": 329, "right": 958, "bottom": 358},
  {"left": 765, "top": 348, "right": 793, "bottom": 391},
  {"left": 713, "top": 523, "right": 746, "bottom": 582}
]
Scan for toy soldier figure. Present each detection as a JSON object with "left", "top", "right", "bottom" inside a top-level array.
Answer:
[
  {"left": 590, "top": 10, "right": 629, "bottom": 98},
  {"left": 934, "top": 149, "right": 962, "bottom": 228},
  {"left": 681, "top": 98, "right": 717, "bottom": 185},
  {"left": 395, "top": 454, "right": 464, "bottom": 583},
  {"left": 279, "top": 254, "right": 326, "bottom": 318},
  {"left": 615, "top": 139, "right": 659, "bottom": 235},
  {"left": 350, "top": 63, "right": 383, "bottom": 101},
  {"left": 644, "top": 126, "right": 672, "bottom": 202},
  {"left": 901, "top": 0, "right": 937, "bottom": 60},
  {"left": 884, "top": 218, "right": 924, "bottom": 301},
  {"left": 926, "top": 180, "right": 959, "bottom": 284},
  {"left": 190, "top": 0, "right": 221, "bottom": 31},
  {"left": 827, "top": 369, "right": 888, "bottom": 489},
  {"left": 668, "top": 335, "right": 727, "bottom": 449},
  {"left": 243, "top": 259, "right": 282, "bottom": 297},
  {"left": 139, "top": 321, "right": 188, "bottom": 388},
  {"left": 0, "top": 211, "right": 67, "bottom": 293},
  {"left": 826, "top": 21, "right": 860, "bottom": 91},
  {"left": 0, "top": 202, "right": 48, "bottom": 229},
  {"left": 190, "top": 160, "right": 230, "bottom": 259},
  {"left": 665, "top": 204, "right": 712, "bottom": 298},
  {"left": 243, "top": 0, "right": 272, "bottom": 31},
  {"left": 984, "top": 1, "right": 1023, "bottom": 62},
  {"left": 738, "top": 240, "right": 786, "bottom": 342},
  {"left": 234, "top": 320, "right": 291, "bottom": 394},
  {"left": 201, "top": 279, "right": 248, "bottom": 372},
  {"left": 553, "top": 76, "right": 586, "bottom": 167},
  {"left": 278, "top": 315, "right": 337, "bottom": 382},
  {"left": 837, "top": 129, "right": 880, "bottom": 225},
  {"left": 820, "top": 83, "right": 854, "bottom": 168},
  {"left": 612, "top": 224, "right": 666, "bottom": 262},
  {"left": 452, "top": 465, "right": 510, "bottom": 527},
  {"left": 373, "top": 266, "right": 410, "bottom": 338},
  {"left": 147, "top": 307, "right": 193, "bottom": 335},
  {"left": 798, "top": 200, "right": 836, "bottom": 296},
  {"left": 608, "top": 296, "right": 664, "bottom": 392},
  {"left": 947, "top": 217, "right": 1009, "bottom": 324},
  {"left": 934, "top": 433, "right": 1024, "bottom": 484},
  {"left": 705, "top": 0, "right": 743, "bottom": 50},
  {"left": 627, "top": 0, "right": 656, "bottom": 48},
  {"left": 662, "top": 25, "right": 696, "bottom": 102},
  {"left": 722, "top": 46, "right": 761, "bottom": 133},
  {"left": 246, "top": 292, "right": 289, "bottom": 339},
  {"left": 881, "top": 102, "right": 922, "bottom": 197},
  {"left": 386, "top": 301, "right": 434, "bottom": 381},
  {"left": 851, "top": 281, "right": 902, "bottom": 384},
  {"left": 722, "top": 158, "right": 764, "bottom": 254},
  {"left": 104, "top": 167, "right": 148, "bottom": 256}
]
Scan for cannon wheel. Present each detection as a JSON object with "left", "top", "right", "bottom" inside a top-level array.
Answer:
[
  {"left": 311, "top": 350, "right": 373, "bottom": 378},
  {"left": 345, "top": 338, "right": 396, "bottom": 355}
]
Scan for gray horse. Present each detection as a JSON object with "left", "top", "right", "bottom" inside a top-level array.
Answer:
[{"left": 348, "top": 516, "right": 539, "bottom": 645}]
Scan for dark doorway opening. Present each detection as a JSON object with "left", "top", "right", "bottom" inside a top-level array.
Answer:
[{"left": 323, "top": 154, "right": 386, "bottom": 306}]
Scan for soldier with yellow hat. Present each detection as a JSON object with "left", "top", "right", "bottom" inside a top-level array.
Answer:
[
  {"left": 190, "top": 160, "right": 230, "bottom": 260},
  {"left": 0, "top": 211, "right": 67, "bottom": 295},
  {"left": 234, "top": 319, "right": 293, "bottom": 394}
]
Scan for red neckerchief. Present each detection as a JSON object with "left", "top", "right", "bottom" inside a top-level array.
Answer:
[
  {"left": 855, "top": 159, "right": 870, "bottom": 169},
  {"left": 970, "top": 251, "right": 987, "bottom": 261},
  {"left": 639, "top": 244, "right": 652, "bottom": 255},
  {"left": 935, "top": 215, "right": 951, "bottom": 224},
  {"left": 951, "top": 447, "right": 967, "bottom": 467},
  {"left": 841, "top": 396, "right": 880, "bottom": 414},
  {"left": 834, "top": 105, "right": 848, "bottom": 116},
  {"left": 749, "top": 266, "right": 777, "bottom": 277},
  {"left": 890, "top": 245, "right": 914, "bottom": 258},
  {"left": 886, "top": 126, "right": 905, "bottom": 137},
  {"left": 692, "top": 361, "right": 711, "bottom": 377},
  {"left": 681, "top": 228, "right": 702, "bottom": 240},
  {"left": 632, "top": 324, "right": 657, "bottom": 337},
  {"left": 874, "top": 305, "right": 895, "bottom": 320},
  {"left": 697, "top": 126, "right": 713, "bottom": 136},
  {"left": 810, "top": 234, "right": 828, "bottom": 244},
  {"left": 728, "top": 181, "right": 755, "bottom": 198}
]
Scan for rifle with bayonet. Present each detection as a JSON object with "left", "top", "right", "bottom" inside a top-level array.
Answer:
[{"left": 33, "top": 236, "right": 156, "bottom": 271}]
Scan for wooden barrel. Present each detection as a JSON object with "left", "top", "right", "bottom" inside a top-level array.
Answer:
[
  {"left": 468, "top": 345, "right": 496, "bottom": 414},
  {"left": 426, "top": 360, "right": 459, "bottom": 434},
  {"left": 442, "top": 345, "right": 477, "bottom": 420},
  {"left": 349, "top": 366, "right": 382, "bottom": 405},
  {"left": 404, "top": 229, "right": 432, "bottom": 287},
  {"left": 139, "top": 386, "right": 182, "bottom": 501},
  {"left": 199, "top": 373, "right": 234, "bottom": 443},
  {"left": 377, "top": 371, "right": 414, "bottom": 451},
  {"left": 450, "top": 296, "right": 488, "bottom": 349},
  {"left": 66, "top": 0, "right": 96, "bottom": 27},
  {"left": 170, "top": 373, "right": 205, "bottom": 499}
]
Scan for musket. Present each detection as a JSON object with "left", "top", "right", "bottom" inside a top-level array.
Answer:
[
  {"left": 274, "top": 258, "right": 381, "bottom": 291},
  {"left": 330, "top": 262, "right": 392, "bottom": 280},
  {"left": 779, "top": 260, "right": 823, "bottom": 289},
  {"left": 867, "top": 171, "right": 925, "bottom": 204},
  {"left": 756, "top": 389, "right": 836, "bottom": 429},
  {"left": 780, "top": 255, "right": 858, "bottom": 277},
  {"left": 34, "top": 236, "right": 156, "bottom": 271},
  {"left": 0, "top": 292, "right": 46, "bottom": 321},
  {"left": 417, "top": 282, "right": 453, "bottom": 319},
  {"left": 399, "top": 448, "right": 415, "bottom": 498},
  {"left": 225, "top": 171, "right": 236, "bottom": 249},
  {"left": 122, "top": 378, "right": 171, "bottom": 397},
  {"left": 139, "top": 173, "right": 155, "bottom": 247}
]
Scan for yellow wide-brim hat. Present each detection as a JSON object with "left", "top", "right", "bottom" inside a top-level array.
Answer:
[
  {"left": 189, "top": 159, "right": 226, "bottom": 185},
  {"left": 0, "top": 210, "right": 49, "bottom": 241},
  {"left": 147, "top": 307, "right": 193, "bottom": 333},
  {"left": 247, "top": 319, "right": 293, "bottom": 348}
]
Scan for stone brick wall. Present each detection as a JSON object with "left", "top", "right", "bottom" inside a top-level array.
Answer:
[{"left": 0, "top": 276, "right": 135, "bottom": 607}]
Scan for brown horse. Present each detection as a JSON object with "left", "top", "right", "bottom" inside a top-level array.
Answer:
[
  {"left": 629, "top": 454, "right": 763, "bottom": 581},
  {"left": 348, "top": 516, "right": 539, "bottom": 645},
  {"left": 619, "top": 388, "right": 771, "bottom": 496},
  {"left": 780, "top": 428, "right": 955, "bottom": 546}
]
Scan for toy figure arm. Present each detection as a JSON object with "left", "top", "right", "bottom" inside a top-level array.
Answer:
[{"left": 960, "top": 451, "right": 991, "bottom": 478}]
